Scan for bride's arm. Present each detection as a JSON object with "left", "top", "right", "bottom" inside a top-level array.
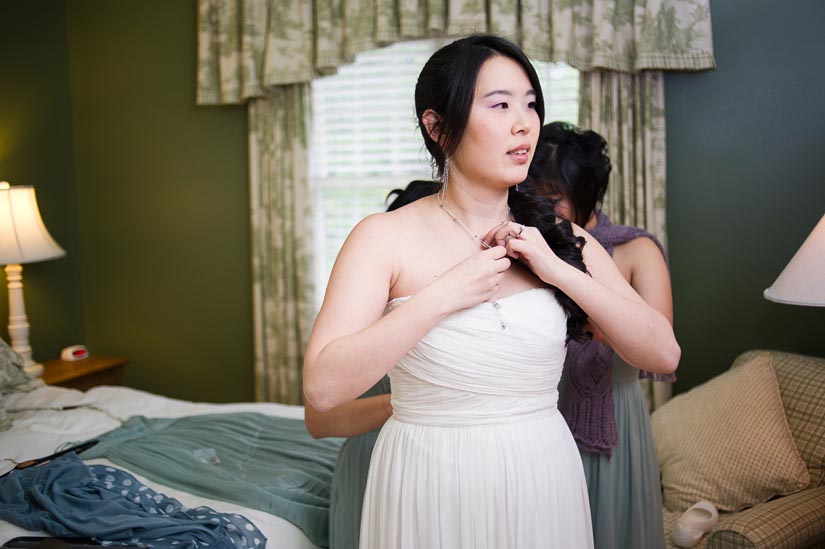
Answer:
[
  {"left": 303, "top": 214, "right": 449, "bottom": 412},
  {"left": 303, "top": 212, "right": 511, "bottom": 412},
  {"left": 567, "top": 226, "right": 679, "bottom": 373},
  {"left": 304, "top": 395, "right": 392, "bottom": 439},
  {"left": 489, "top": 222, "right": 680, "bottom": 374}
]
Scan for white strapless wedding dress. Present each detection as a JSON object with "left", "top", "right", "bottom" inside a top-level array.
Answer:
[{"left": 359, "top": 288, "right": 593, "bottom": 549}]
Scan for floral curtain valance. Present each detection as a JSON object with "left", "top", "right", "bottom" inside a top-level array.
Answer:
[{"left": 197, "top": 0, "right": 715, "bottom": 105}]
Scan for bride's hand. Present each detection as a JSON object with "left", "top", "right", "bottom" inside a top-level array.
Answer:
[
  {"left": 428, "top": 245, "right": 511, "bottom": 311},
  {"left": 481, "top": 222, "right": 569, "bottom": 286}
]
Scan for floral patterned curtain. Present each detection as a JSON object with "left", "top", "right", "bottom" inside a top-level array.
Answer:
[
  {"left": 580, "top": 71, "right": 668, "bottom": 246},
  {"left": 197, "top": 0, "right": 715, "bottom": 104},
  {"left": 197, "top": 0, "right": 714, "bottom": 404},
  {"left": 247, "top": 86, "right": 314, "bottom": 404},
  {"left": 580, "top": 70, "right": 673, "bottom": 408}
]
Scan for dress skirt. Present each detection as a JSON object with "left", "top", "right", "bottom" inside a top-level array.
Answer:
[
  {"left": 579, "top": 359, "right": 666, "bottom": 549},
  {"left": 360, "top": 411, "right": 593, "bottom": 549}
]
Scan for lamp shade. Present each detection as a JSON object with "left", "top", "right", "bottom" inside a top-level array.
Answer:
[
  {"left": 764, "top": 213, "right": 825, "bottom": 306},
  {"left": 0, "top": 182, "right": 66, "bottom": 265}
]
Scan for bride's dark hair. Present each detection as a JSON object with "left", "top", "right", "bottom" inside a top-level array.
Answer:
[
  {"left": 508, "top": 188, "right": 591, "bottom": 343},
  {"left": 415, "top": 34, "right": 544, "bottom": 182}
]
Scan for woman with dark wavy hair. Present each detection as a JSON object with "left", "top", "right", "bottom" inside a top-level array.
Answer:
[
  {"left": 526, "top": 121, "right": 676, "bottom": 549},
  {"left": 303, "top": 35, "right": 679, "bottom": 549}
]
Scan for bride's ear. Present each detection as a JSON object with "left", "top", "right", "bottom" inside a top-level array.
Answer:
[{"left": 422, "top": 109, "right": 442, "bottom": 143}]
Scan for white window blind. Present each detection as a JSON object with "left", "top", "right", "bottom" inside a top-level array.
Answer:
[{"left": 310, "top": 40, "right": 579, "bottom": 307}]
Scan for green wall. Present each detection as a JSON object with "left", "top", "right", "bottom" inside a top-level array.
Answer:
[
  {"left": 0, "top": 1, "right": 85, "bottom": 361},
  {"left": 3, "top": 1, "right": 823, "bottom": 402},
  {"left": 67, "top": 0, "right": 252, "bottom": 401},
  {"left": 665, "top": 0, "right": 825, "bottom": 393},
  {"left": 1, "top": 1, "right": 251, "bottom": 402}
]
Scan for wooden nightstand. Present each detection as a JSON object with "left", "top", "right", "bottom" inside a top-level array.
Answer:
[{"left": 41, "top": 356, "right": 129, "bottom": 390}]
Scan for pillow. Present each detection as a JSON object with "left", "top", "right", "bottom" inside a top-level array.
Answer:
[
  {"left": 736, "top": 350, "right": 825, "bottom": 489},
  {"left": 651, "top": 353, "right": 810, "bottom": 513},
  {"left": 0, "top": 337, "right": 35, "bottom": 393},
  {"left": 0, "top": 337, "right": 42, "bottom": 432}
]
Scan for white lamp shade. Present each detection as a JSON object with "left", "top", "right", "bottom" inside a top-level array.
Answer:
[
  {"left": 764, "top": 214, "right": 825, "bottom": 306},
  {"left": 0, "top": 183, "right": 66, "bottom": 265}
]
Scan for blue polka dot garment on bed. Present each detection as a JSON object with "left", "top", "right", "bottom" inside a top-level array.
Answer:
[{"left": 0, "top": 452, "right": 266, "bottom": 549}]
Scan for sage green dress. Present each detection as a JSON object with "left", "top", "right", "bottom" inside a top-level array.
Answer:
[
  {"left": 328, "top": 376, "right": 391, "bottom": 549},
  {"left": 564, "top": 356, "right": 666, "bottom": 549}
]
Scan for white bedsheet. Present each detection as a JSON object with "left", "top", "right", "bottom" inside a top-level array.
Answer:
[{"left": 0, "top": 384, "right": 321, "bottom": 549}]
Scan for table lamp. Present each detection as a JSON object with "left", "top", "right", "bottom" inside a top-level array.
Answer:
[
  {"left": 764, "top": 213, "right": 825, "bottom": 307},
  {"left": 0, "top": 182, "right": 66, "bottom": 376}
]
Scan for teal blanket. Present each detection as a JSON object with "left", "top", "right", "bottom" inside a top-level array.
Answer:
[{"left": 80, "top": 413, "right": 343, "bottom": 547}]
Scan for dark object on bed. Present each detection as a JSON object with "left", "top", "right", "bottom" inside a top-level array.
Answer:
[
  {"left": 0, "top": 441, "right": 98, "bottom": 478},
  {"left": 1, "top": 537, "right": 103, "bottom": 548}
]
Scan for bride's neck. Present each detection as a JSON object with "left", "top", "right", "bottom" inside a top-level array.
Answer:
[{"left": 438, "top": 185, "right": 510, "bottom": 225}]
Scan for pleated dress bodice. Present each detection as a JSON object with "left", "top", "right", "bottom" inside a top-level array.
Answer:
[{"left": 388, "top": 287, "right": 568, "bottom": 427}]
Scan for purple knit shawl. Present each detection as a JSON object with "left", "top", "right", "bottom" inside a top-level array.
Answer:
[{"left": 559, "top": 212, "right": 676, "bottom": 456}]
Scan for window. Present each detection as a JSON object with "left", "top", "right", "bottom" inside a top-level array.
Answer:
[{"left": 310, "top": 39, "right": 578, "bottom": 307}]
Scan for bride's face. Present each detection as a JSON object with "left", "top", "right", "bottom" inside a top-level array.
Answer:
[{"left": 450, "top": 55, "right": 540, "bottom": 189}]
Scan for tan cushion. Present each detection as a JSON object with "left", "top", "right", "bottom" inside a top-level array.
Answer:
[
  {"left": 734, "top": 350, "right": 825, "bottom": 489},
  {"left": 652, "top": 353, "right": 810, "bottom": 513}
]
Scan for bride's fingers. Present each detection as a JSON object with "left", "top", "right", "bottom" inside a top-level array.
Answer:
[
  {"left": 483, "top": 222, "right": 527, "bottom": 247},
  {"left": 504, "top": 236, "right": 526, "bottom": 260}
]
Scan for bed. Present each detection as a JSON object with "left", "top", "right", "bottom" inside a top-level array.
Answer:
[{"left": 0, "top": 374, "right": 340, "bottom": 549}]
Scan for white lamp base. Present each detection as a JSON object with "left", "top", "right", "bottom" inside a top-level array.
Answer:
[{"left": 5, "top": 264, "right": 45, "bottom": 379}]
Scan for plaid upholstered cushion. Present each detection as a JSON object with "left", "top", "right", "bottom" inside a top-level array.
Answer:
[
  {"left": 732, "top": 350, "right": 825, "bottom": 489},
  {"left": 664, "top": 488, "right": 825, "bottom": 549},
  {"left": 707, "top": 485, "right": 825, "bottom": 549},
  {"left": 652, "top": 353, "right": 810, "bottom": 513}
]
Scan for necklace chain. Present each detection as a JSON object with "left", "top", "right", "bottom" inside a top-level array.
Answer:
[
  {"left": 436, "top": 193, "right": 509, "bottom": 330},
  {"left": 437, "top": 194, "right": 509, "bottom": 250}
]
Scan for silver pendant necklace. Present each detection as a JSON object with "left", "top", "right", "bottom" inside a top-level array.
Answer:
[
  {"left": 436, "top": 193, "right": 510, "bottom": 330},
  {"left": 436, "top": 192, "right": 510, "bottom": 250}
]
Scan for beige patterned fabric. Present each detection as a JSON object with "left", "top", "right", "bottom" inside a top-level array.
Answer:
[
  {"left": 537, "top": 0, "right": 716, "bottom": 73},
  {"left": 579, "top": 69, "right": 672, "bottom": 409},
  {"left": 247, "top": 87, "right": 315, "bottom": 404},
  {"left": 732, "top": 349, "right": 825, "bottom": 489},
  {"left": 664, "top": 486, "right": 825, "bottom": 549},
  {"left": 579, "top": 70, "right": 668, "bottom": 248},
  {"left": 196, "top": 0, "right": 715, "bottom": 403},
  {"left": 708, "top": 485, "right": 825, "bottom": 549},
  {"left": 652, "top": 353, "right": 810, "bottom": 513},
  {"left": 196, "top": 0, "right": 716, "bottom": 105}
]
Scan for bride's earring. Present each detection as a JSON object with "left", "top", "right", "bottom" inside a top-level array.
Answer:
[{"left": 441, "top": 158, "right": 450, "bottom": 193}]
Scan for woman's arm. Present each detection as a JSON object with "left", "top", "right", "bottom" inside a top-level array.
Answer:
[
  {"left": 618, "top": 237, "right": 673, "bottom": 325},
  {"left": 489, "top": 222, "right": 680, "bottom": 374},
  {"left": 303, "top": 212, "right": 511, "bottom": 412},
  {"left": 305, "top": 394, "right": 392, "bottom": 439}
]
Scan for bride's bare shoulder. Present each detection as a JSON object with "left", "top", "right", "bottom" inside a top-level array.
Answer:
[{"left": 344, "top": 197, "right": 430, "bottom": 248}]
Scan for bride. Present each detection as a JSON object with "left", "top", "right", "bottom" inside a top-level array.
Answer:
[{"left": 303, "top": 34, "right": 680, "bottom": 549}]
